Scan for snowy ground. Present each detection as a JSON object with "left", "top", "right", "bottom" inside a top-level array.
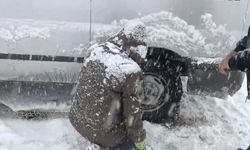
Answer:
[
  {"left": 0, "top": 77, "right": 249, "bottom": 150},
  {"left": 145, "top": 76, "right": 250, "bottom": 150},
  {"left": 0, "top": 12, "right": 249, "bottom": 150}
]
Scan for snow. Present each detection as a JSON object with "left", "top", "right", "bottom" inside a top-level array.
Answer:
[
  {"left": 84, "top": 42, "right": 141, "bottom": 81},
  {"left": 0, "top": 119, "right": 93, "bottom": 150},
  {"left": 0, "top": 11, "right": 249, "bottom": 150},
  {"left": 0, "top": 28, "right": 13, "bottom": 41},
  {"left": 0, "top": 18, "right": 111, "bottom": 33},
  {"left": 0, "top": 25, "right": 50, "bottom": 42},
  {"left": 193, "top": 57, "right": 221, "bottom": 65},
  {"left": 145, "top": 75, "right": 250, "bottom": 150},
  {"left": 0, "top": 77, "right": 249, "bottom": 150},
  {"left": 131, "top": 45, "right": 148, "bottom": 59},
  {"left": 95, "top": 11, "right": 236, "bottom": 58},
  {"left": 123, "top": 20, "right": 146, "bottom": 43},
  {"left": 0, "top": 11, "right": 236, "bottom": 57}
]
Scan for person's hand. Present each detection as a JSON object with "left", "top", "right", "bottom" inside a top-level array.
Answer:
[
  {"left": 134, "top": 139, "right": 146, "bottom": 150},
  {"left": 219, "top": 58, "right": 230, "bottom": 76},
  {"left": 219, "top": 51, "right": 237, "bottom": 76}
]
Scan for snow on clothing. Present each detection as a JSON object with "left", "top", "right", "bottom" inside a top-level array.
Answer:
[
  {"left": 229, "top": 26, "right": 250, "bottom": 98},
  {"left": 230, "top": 26, "right": 250, "bottom": 71},
  {"left": 69, "top": 41, "right": 146, "bottom": 148},
  {"left": 234, "top": 26, "right": 250, "bottom": 53}
]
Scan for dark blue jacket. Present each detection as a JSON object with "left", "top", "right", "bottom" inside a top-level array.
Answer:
[{"left": 234, "top": 26, "right": 250, "bottom": 52}]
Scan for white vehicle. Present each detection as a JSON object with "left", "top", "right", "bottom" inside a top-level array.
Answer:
[{"left": 0, "top": 19, "right": 245, "bottom": 123}]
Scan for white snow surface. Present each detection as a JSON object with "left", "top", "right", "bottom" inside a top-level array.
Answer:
[
  {"left": 0, "top": 18, "right": 111, "bottom": 34},
  {"left": 95, "top": 11, "right": 237, "bottom": 58},
  {"left": 0, "top": 25, "right": 50, "bottom": 42},
  {"left": 194, "top": 57, "right": 222, "bottom": 65},
  {"left": 0, "top": 12, "right": 237, "bottom": 58},
  {"left": 0, "top": 77, "right": 249, "bottom": 150},
  {"left": 0, "top": 12, "right": 249, "bottom": 150}
]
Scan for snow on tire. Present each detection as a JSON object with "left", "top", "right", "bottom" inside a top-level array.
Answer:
[{"left": 138, "top": 68, "right": 183, "bottom": 123}]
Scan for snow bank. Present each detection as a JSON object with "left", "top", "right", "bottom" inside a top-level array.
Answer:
[
  {"left": 0, "top": 18, "right": 110, "bottom": 33},
  {"left": 0, "top": 18, "right": 111, "bottom": 45},
  {"left": 0, "top": 12, "right": 248, "bottom": 150},
  {"left": 95, "top": 11, "right": 236, "bottom": 57},
  {"left": 0, "top": 119, "right": 93, "bottom": 150},
  {"left": 0, "top": 28, "right": 13, "bottom": 41},
  {"left": 146, "top": 76, "right": 250, "bottom": 150},
  {"left": 0, "top": 12, "right": 236, "bottom": 57},
  {"left": 0, "top": 25, "right": 50, "bottom": 42}
]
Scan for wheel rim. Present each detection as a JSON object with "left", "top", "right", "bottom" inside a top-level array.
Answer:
[{"left": 138, "top": 73, "right": 170, "bottom": 112}]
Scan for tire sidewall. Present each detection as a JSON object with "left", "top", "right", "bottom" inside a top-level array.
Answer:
[{"left": 141, "top": 69, "right": 183, "bottom": 123}]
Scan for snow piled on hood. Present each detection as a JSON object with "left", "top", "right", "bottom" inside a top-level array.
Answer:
[
  {"left": 84, "top": 42, "right": 141, "bottom": 81},
  {"left": 94, "top": 11, "right": 236, "bottom": 57}
]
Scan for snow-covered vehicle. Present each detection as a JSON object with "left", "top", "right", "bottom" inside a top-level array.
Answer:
[{"left": 0, "top": 15, "right": 246, "bottom": 122}]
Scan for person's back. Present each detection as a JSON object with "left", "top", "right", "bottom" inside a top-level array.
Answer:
[
  {"left": 69, "top": 41, "right": 143, "bottom": 147},
  {"left": 69, "top": 21, "right": 147, "bottom": 150}
]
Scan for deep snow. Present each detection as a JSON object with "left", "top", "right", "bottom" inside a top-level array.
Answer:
[
  {"left": 0, "top": 76, "right": 249, "bottom": 150},
  {"left": 0, "top": 11, "right": 250, "bottom": 150}
]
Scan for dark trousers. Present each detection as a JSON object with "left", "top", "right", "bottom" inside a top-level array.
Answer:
[
  {"left": 229, "top": 50, "right": 250, "bottom": 98},
  {"left": 111, "top": 138, "right": 135, "bottom": 150},
  {"left": 247, "top": 145, "right": 250, "bottom": 150},
  {"left": 101, "top": 137, "right": 135, "bottom": 150}
]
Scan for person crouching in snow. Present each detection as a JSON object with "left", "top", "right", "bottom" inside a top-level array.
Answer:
[{"left": 69, "top": 22, "right": 147, "bottom": 150}]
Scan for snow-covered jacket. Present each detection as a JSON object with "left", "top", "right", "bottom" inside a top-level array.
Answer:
[
  {"left": 69, "top": 33, "right": 146, "bottom": 147},
  {"left": 234, "top": 26, "right": 250, "bottom": 52}
]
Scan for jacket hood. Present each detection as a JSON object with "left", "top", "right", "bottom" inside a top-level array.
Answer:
[{"left": 107, "top": 21, "right": 146, "bottom": 48}]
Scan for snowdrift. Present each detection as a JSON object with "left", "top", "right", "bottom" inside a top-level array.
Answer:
[{"left": 0, "top": 11, "right": 249, "bottom": 150}]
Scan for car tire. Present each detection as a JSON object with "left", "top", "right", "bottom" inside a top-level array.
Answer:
[{"left": 139, "top": 67, "right": 183, "bottom": 124}]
